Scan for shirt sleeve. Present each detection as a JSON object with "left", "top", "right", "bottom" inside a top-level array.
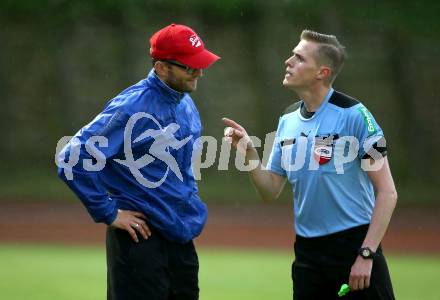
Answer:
[
  {"left": 350, "top": 104, "right": 387, "bottom": 159},
  {"left": 57, "top": 104, "right": 128, "bottom": 225},
  {"left": 266, "top": 118, "right": 287, "bottom": 177}
]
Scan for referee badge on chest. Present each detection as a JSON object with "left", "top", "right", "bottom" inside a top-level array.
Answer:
[{"left": 313, "top": 134, "right": 338, "bottom": 165}]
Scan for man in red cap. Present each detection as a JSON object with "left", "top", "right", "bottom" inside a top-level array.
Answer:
[
  {"left": 57, "top": 23, "right": 219, "bottom": 300},
  {"left": 149, "top": 23, "right": 220, "bottom": 93}
]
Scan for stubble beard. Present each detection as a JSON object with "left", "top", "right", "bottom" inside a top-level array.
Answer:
[{"left": 166, "top": 72, "right": 197, "bottom": 93}]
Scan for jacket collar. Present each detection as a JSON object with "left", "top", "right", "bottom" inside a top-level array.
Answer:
[{"left": 147, "top": 69, "right": 186, "bottom": 103}]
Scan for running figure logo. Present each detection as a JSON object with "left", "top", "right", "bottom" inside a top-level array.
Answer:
[{"left": 115, "top": 112, "right": 192, "bottom": 188}]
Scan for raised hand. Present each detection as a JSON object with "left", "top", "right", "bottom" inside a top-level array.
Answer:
[{"left": 222, "top": 117, "right": 254, "bottom": 154}]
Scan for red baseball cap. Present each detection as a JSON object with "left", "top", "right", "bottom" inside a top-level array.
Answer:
[{"left": 150, "top": 23, "right": 220, "bottom": 69}]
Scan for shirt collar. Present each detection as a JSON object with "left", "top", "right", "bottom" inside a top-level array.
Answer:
[
  {"left": 299, "top": 88, "right": 334, "bottom": 120},
  {"left": 146, "top": 69, "right": 186, "bottom": 103}
]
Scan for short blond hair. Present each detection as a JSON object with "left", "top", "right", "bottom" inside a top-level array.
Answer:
[{"left": 300, "top": 29, "right": 347, "bottom": 84}]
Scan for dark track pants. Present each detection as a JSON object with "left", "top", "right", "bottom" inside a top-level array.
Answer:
[
  {"left": 106, "top": 227, "right": 199, "bottom": 300},
  {"left": 292, "top": 225, "right": 395, "bottom": 300}
]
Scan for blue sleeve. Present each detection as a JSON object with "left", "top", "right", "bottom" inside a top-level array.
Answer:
[
  {"left": 266, "top": 118, "right": 287, "bottom": 177},
  {"left": 350, "top": 104, "right": 387, "bottom": 159},
  {"left": 57, "top": 105, "right": 128, "bottom": 225}
]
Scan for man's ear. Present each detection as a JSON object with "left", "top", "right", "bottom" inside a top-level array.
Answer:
[
  {"left": 154, "top": 61, "right": 168, "bottom": 77},
  {"left": 316, "top": 66, "right": 331, "bottom": 81}
]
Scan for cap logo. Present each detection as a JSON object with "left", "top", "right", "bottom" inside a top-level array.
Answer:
[{"left": 189, "top": 34, "right": 201, "bottom": 48}]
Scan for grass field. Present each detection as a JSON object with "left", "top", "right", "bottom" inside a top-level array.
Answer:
[{"left": 0, "top": 244, "right": 439, "bottom": 299}]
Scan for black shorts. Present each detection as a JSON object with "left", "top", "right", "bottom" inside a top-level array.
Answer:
[
  {"left": 106, "top": 226, "right": 199, "bottom": 300},
  {"left": 292, "top": 224, "right": 395, "bottom": 300}
]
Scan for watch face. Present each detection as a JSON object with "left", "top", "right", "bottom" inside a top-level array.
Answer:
[{"left": 362, "top": 249, "right": 370, "bottom": 257}]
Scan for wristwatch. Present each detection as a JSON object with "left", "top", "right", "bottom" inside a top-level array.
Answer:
[{"left": 358, "top": 247, "right": 376, "bottom": 259}]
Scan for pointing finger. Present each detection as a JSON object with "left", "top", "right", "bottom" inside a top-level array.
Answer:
[{"left": 222, "top": 117, "right": 244, "bottom": 131}]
